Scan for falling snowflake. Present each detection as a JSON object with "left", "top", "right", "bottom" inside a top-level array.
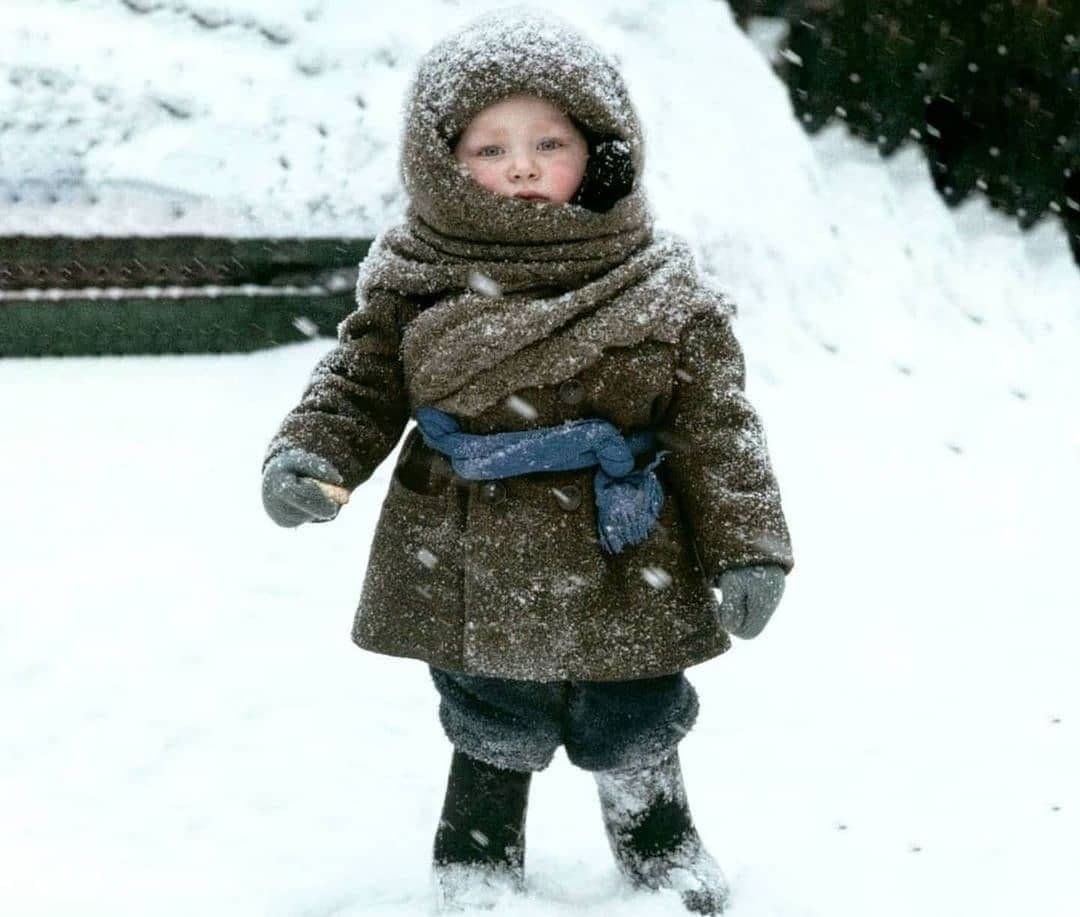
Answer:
[
  {"left": 468, "top": 270, "right": 502, "bottom": 297},
  {"left": 505, "top": 394, "right": 538, "bottom": 419},
  {"left": 291, "top": 315, "right": 319, "bottom": 338},
  {"left": 417, "top": 547, "right": 439, "bottom": 569},
  {"left": 640, "top": 566, "right": 672, "bottom": 590}
]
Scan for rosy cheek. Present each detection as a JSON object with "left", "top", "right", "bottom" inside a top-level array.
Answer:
[
  {"left": 464, "top": 160, "right": 505, "bottom": 193},
  {"left": 546, "top": 158, "right": 586, "bottom": 201}
]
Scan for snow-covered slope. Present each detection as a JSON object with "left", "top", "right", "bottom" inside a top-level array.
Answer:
[{"left": 2, "top": 2, "right": 1078, "bottom": 916}]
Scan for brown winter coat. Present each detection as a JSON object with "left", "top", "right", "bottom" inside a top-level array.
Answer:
[{"left": 262, "top": 11, "right": 793, "bottom": 681}]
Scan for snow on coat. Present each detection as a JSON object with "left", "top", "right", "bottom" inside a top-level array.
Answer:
[{"left": 262, "top": 7, "right": 793, "bottom": 680}]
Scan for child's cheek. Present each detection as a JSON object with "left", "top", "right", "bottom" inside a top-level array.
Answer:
[
  {"left": 462, "top": 160, "right": 503, "bottom": 194},
  {"left": 547, "top": 157, "right": 586, "bottom": 202}
]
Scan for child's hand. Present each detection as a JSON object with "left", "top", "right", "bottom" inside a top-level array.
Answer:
[
  {"left": 712, "top": 565, "right": 786, "bottom": 639},
  {"left": 262, "top": 449, "right": 348, "bottom": 528}
]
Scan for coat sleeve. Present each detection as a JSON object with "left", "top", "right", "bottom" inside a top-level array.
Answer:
[
  {"left": 261, "top": 289, "right": 412, "bottom": 491},
  {"left": 657, "top": 306, "right": 794, "bottom": 582}
]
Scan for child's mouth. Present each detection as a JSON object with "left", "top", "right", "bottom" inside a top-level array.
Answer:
[{"left": 514, "top": 192, "right": 549, "bottom": 202}]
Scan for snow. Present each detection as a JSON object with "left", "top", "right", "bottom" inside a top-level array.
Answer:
[{"left": 3, "top": 1, "right": 1079, "bottom": 916}]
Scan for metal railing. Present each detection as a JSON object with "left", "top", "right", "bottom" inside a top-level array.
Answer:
[{"left": 0, "top": 236, "right": 371, "bottom": 357}]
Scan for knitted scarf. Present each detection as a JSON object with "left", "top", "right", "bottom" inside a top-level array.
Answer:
[
  {"left": 415, "top": 404, "right": 668, "bottom": 553},
  {"left": 355, "top": 8, "right": 723, "bottom": 419}
]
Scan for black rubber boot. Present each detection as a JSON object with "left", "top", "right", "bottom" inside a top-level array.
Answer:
[
  {"left": 594, "top": 750, "right": 730, "bottom": 915},
  {"left": 432, "top": 749, "right": 532, "bottom": 911}
]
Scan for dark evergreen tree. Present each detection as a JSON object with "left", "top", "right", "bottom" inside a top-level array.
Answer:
[{"left": 731, "top": 1, "right": 1080, "bottom": 265}]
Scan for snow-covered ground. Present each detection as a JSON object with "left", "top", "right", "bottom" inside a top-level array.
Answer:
[{"left": 3, "top": 2, "right": 1078, "bottom": 916}]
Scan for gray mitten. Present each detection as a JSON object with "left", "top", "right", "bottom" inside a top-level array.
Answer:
[
  {"left": 261, "top": 448, "right": 345, "bottom": 528},
  {"left": 713, "top": 564, "right": 786, "bottom": 639}
]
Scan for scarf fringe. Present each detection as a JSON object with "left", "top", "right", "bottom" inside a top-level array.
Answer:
[{"left": 595, "top": 452, "right": 667, "bottom": 554}]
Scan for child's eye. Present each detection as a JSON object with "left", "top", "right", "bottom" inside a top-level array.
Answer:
[
  {"left": 538, "top": 138, "right": 563, "bottom": 151},
  {"left": 477, "top": 145, "right": 502, "bottom": 157}
]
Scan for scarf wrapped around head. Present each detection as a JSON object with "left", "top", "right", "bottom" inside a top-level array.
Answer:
[{"left": 356, "top": 7, "right": 724, "bottom": 419}]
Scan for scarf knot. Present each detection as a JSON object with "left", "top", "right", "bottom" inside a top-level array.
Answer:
[{"left": 415, "top": 406, "right": 667, "bottom": 554}]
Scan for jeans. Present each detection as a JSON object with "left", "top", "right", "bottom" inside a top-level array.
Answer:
[{"left": 429, "top": 665, "right": 699, "bottom": 773}]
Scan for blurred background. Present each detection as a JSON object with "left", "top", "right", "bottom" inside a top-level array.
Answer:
[{"left": 2, "top": 0, "right": 1077, "bottom": 354}]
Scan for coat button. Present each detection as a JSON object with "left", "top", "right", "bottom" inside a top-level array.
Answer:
[
  {"left": 558, "top": 378, "right": 585, "bottom": 405},
  {"left": 479, "top": 480, "right": 506, "bottom": 505},
  {"left": 552, "top": 483, "right": 582, "bottom": 511}
]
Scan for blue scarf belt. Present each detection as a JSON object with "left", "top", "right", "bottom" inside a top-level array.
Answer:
[{"left": 415, "top": 406, "right": 668, "bottom": 554}]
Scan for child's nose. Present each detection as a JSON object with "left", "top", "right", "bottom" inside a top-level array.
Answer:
[{"left": 508, "top": 154, "right": 540, "bottom": 181}]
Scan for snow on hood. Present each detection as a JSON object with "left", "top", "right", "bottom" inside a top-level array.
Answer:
[{"left": 397, "top": 5, "right": 650, "bottom": 243}]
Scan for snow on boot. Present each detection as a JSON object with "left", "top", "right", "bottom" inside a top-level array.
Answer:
[
  {"left": 594, "top": 750, "right": 730, "bottom": 915},
  {"left": 432, "top": 749, "right": 532, "bottom": 911}
]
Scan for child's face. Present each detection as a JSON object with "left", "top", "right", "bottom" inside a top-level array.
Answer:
[{"left": 453, "top": 94, "right": 588, "bottom": 205}]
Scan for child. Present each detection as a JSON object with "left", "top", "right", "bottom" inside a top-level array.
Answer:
[{"left": 261, "top": 8, "right": 793, "bottom": 914}]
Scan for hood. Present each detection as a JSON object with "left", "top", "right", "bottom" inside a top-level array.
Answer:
[{"left": 398, "top": 7, "right": 652, "bottom": 245}]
